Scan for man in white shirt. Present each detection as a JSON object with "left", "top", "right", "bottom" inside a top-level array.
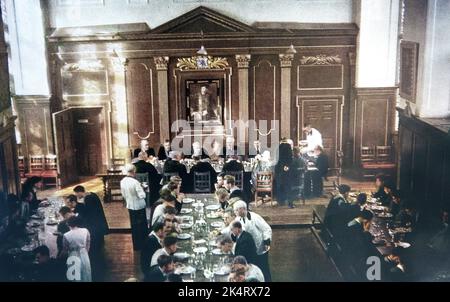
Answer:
[
  {"left": 120, "top": 164, "right": 148, "bottom": 251},
  {"left": 303, "top": 123, "right": 323, "bottom": 152},
  {"left": 233, "top": 200, "right": 272, "bottom": 281},
  {"left": 150, "top": 236, "right": 178, "bottom": 267}
]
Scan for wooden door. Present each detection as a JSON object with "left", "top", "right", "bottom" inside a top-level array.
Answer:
[
  {"left": 299, "top": 97, "right": 343, "bottom": 168},
  {"left": 53, "top": 108, "right": 78, "bottom": 187},
  {"left": 73, "top": 108, "right": 103, "bottom": 176}
]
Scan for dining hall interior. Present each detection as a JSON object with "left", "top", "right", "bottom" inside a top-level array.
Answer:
[{"left": 0, "top": 0, "right": 449, "bottom": 283}]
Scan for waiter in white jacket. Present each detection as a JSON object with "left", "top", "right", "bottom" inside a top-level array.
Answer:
[
  {"left": 303, "top": 123, "right": 323, "bottom": 152},
  {"left": 120, "top": 164, "right": 148, "bottom": 251},
  {"left": 233, "top": 200, "right": 272, "bottom": 281}
]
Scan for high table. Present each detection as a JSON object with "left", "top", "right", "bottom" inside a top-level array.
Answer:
[{"left": 172, "top": 193, "right": 232, "bottom": 282}]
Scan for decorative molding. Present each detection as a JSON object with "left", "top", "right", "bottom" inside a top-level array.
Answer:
[
  {"left": 154, "top": 56, "right": 169, "bottom": 71},
  {"left": 300, "top": 54, "right": 342, "bottom": 65},
  {"left": 62, "top": 60, "right": 105, "bottom": 72},
  {"left": 348, "top": 52, "right": 356, "bottom": 66},
  {"left": 279, "top": 54, "right": 294, "bottom": 68},
  {"left": 176, "top": 56, "right": 229, "bottom": 70},
  {"left": 235, "top": 54, "right": 251, "bottom": 69}
]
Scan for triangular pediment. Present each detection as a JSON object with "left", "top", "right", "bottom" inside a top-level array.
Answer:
[{"left": 152, "top": 6, "right": 255, "bottom": 34}]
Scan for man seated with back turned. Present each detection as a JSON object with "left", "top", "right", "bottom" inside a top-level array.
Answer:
[
  {"left": 223, "top": 155, "right": 245, "bottom": 174},
  {"left": 163, "top": 151, "right": 188, "bottom": 192},
  {"left": 324, "top": 184, "right": 351, "bottom": 237},
  {"left": 189, "top": 156, "right": 217, "bottom": 192},
  {"left": 133, "top": 139, "right": 156, "bottom": 159},
  {"left": 133, "top": 151, "right": 161, "bottom": 205},
  {"left": 157, "top": 139, "right": 172, "bottom": 160}
]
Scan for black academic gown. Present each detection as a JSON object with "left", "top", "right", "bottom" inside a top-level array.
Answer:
[
  {"left": 222, "top": 160, "right": 244, "bottom": 174},
  {"left": 157, "top": 146, "right": 171, "bottom": 160},
  {"left": 144, "top": 266, "right": 166, "bottom": 282},
  {"left": 163, "top": 160, "right": 188, "bottom": 192},
  {"left": 232, "top": 230, "right": 258, "bottom": 265},
  {"left": 134, "top": 160, "right": 162, "bottom": 204},
  {"left": 140, "top": 234, "right": 162, "bottom": 278},
  {"left": 84, "top": 193, "right": 109, "bottom": 247}
]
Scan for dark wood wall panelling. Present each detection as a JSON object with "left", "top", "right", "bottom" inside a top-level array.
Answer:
[
  {"left": 47, "top": 7, "right": 360, "bottom": 170},
  {"left": 249, "top": 55, "right": 281, "bottom": 147},
  {"left": 398, "top": 109, "right": 450, "bottom": 226},
  {"left": 14, "top": 96, "right": 53, "bottom": 157},
  {"left": 354, "top": 88, "right": 397, "bottom": 165},
  {"left": 292, "top": 50, "right": 353, "bottom": 168},
  {"left": 126, "top": 58, "right": 160, "bottom": 148}
]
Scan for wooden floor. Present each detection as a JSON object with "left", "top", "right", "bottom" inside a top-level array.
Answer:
[{"left": 38, "top": 175, "right": 373, "bottom": 282}]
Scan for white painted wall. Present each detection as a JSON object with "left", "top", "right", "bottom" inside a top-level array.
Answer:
[
  {"left": 416, "top": 0, "right": 450, "bottom": 118},
  {"left": 45, "top": 0, "right": 353, "bottom": 28},
  {"left": 2, "top": 0, "right": 49, "bottom": 95},
  {"left": 354, "top": 0, "right": 400, "bottom": 88}
]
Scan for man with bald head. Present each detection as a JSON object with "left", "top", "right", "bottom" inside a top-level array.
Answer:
[{"left": 133, "top": 139, "right": 156, "bottom": 158}]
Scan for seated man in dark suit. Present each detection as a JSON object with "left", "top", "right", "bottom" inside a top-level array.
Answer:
[
  {"left": 190, "top": 156, "right": 217, "bottom": 192},
  {"left": 133, "top": 151, "right": 162, "bottom": 205},
  {"left": 133, "top": 139, "right": 156, "bottom": 158},
  {"left": 140, "top": 222, "right": 165, "bottom": 279},
  {"left": 372, "top": 174, "right": 389, "bottom": 204},
  {"left": 163, "top": 151, "right": 188, "bottom": 192},
  {"left": 230, "top": 221, "right": 258, "bottom": 265},
  {"left": 324, "top": 184, "right": 351, "bottom": 238},
  {"left": 144, "top": 255, "right": 175, "bottom": 282},
  {"left": 157, "top": 139, "right": 172, "bottom": 160},
  {"left": 311, "top": 145, "right": 329, "bottom": 197},
  {"left": 32, "top": 246, "right": 65, "bottom": 282},
  {"left": 342, "top": 210, "right": 378, "bottom": 281},
  {"left": 342, "top": 192, "right": 367, "bottom": 224},
  {"left": 224, "top": 175, "right": 245, "bottom": 201}
]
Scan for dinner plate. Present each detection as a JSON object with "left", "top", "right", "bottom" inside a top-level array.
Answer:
[
  {"left": 27, "top": 221, "right": 41, "bottom": 227},
  {"left": 177, "top": 233, "right": 192, "bottom": 240},
  {"left": 193, "top": 247, "right": 208, "bottom": 253},
  {"left": 193, "top": 239, "right": 206, "bottom": 245},
  {"left": 174, "top": 252, "right": 191, "bottom": 260},
  {"left": 208, "top": 240, "right": 217, "bottom": 247},
  {"left": 179, "top": 223, "right": 193, "bottom": 229},
  {"left": 377, "top": 213, "right": 393, "bottom": 218},
  {"left": 214, "top": 266, "right": 230, "bottom": 276},
  {"left": 180, "top": 208, "right": 193, "bottom": 214},
  {"left": 396, "top": 242, "right": 411, "bottom": 248},
  {"left": 183, "top": 198, "right": 195, "bottom": 204},
  {"left": 38, "top": 201, "right": 50, "bottom": 207},
  {"left": 21, "top": 245, "right": 35, "bottom": 252},
  {"left": 30, "top": 214, "right": 43, "bottom": 220},
  {"left": 211, "top": 221, "right": 225, "bottom": 229},
  {"left": 177, "top": 265, "right": 196, "bottom": 275},
  {"left": 179, "top": 216, "right": 192, "bottom": 223},
  {"left": 206, "top": 212, "right": 220, "bottom": 219},
  {"left": 205, "top": 204, "right": 221, "bottom": 211},
  {"left": 46, "top": 220, "right": 58, "bottom": 226},
  {"left": 211, "top": 248, "right": 223, "bottom": 255},
  {"left": 192, "top": 202, "right": 204, "bottom": 208}
]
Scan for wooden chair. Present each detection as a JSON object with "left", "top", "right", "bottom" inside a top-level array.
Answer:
[
  {"left": 193, "top": 171, "right": 211, "bottom": 193},
  {"left": 376, "top": 146, "right": 392, "bottom": 163},
  {"left": 41, "top": 154, "right": 60, "bottom": 189},
  {"left": 226, "top": 170, "right": 244, "bottom": 190},
  {"left": 360, "top": 146, "right": 376, "bottom": 178},
  {"left": 162, "top": 172, "right": 178, "bottom": 185},
  {"left": 254, "top": 171, "right": 273, "bottom": 207},
  {"left": 25, "top": 155, "right": 44, "bottom": 178},
  {"left": 106, "top": 174, "right": 125, "bottom": 203},
  {"left": 323, "top": 150, "right": 343, "bottom": 193}
]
